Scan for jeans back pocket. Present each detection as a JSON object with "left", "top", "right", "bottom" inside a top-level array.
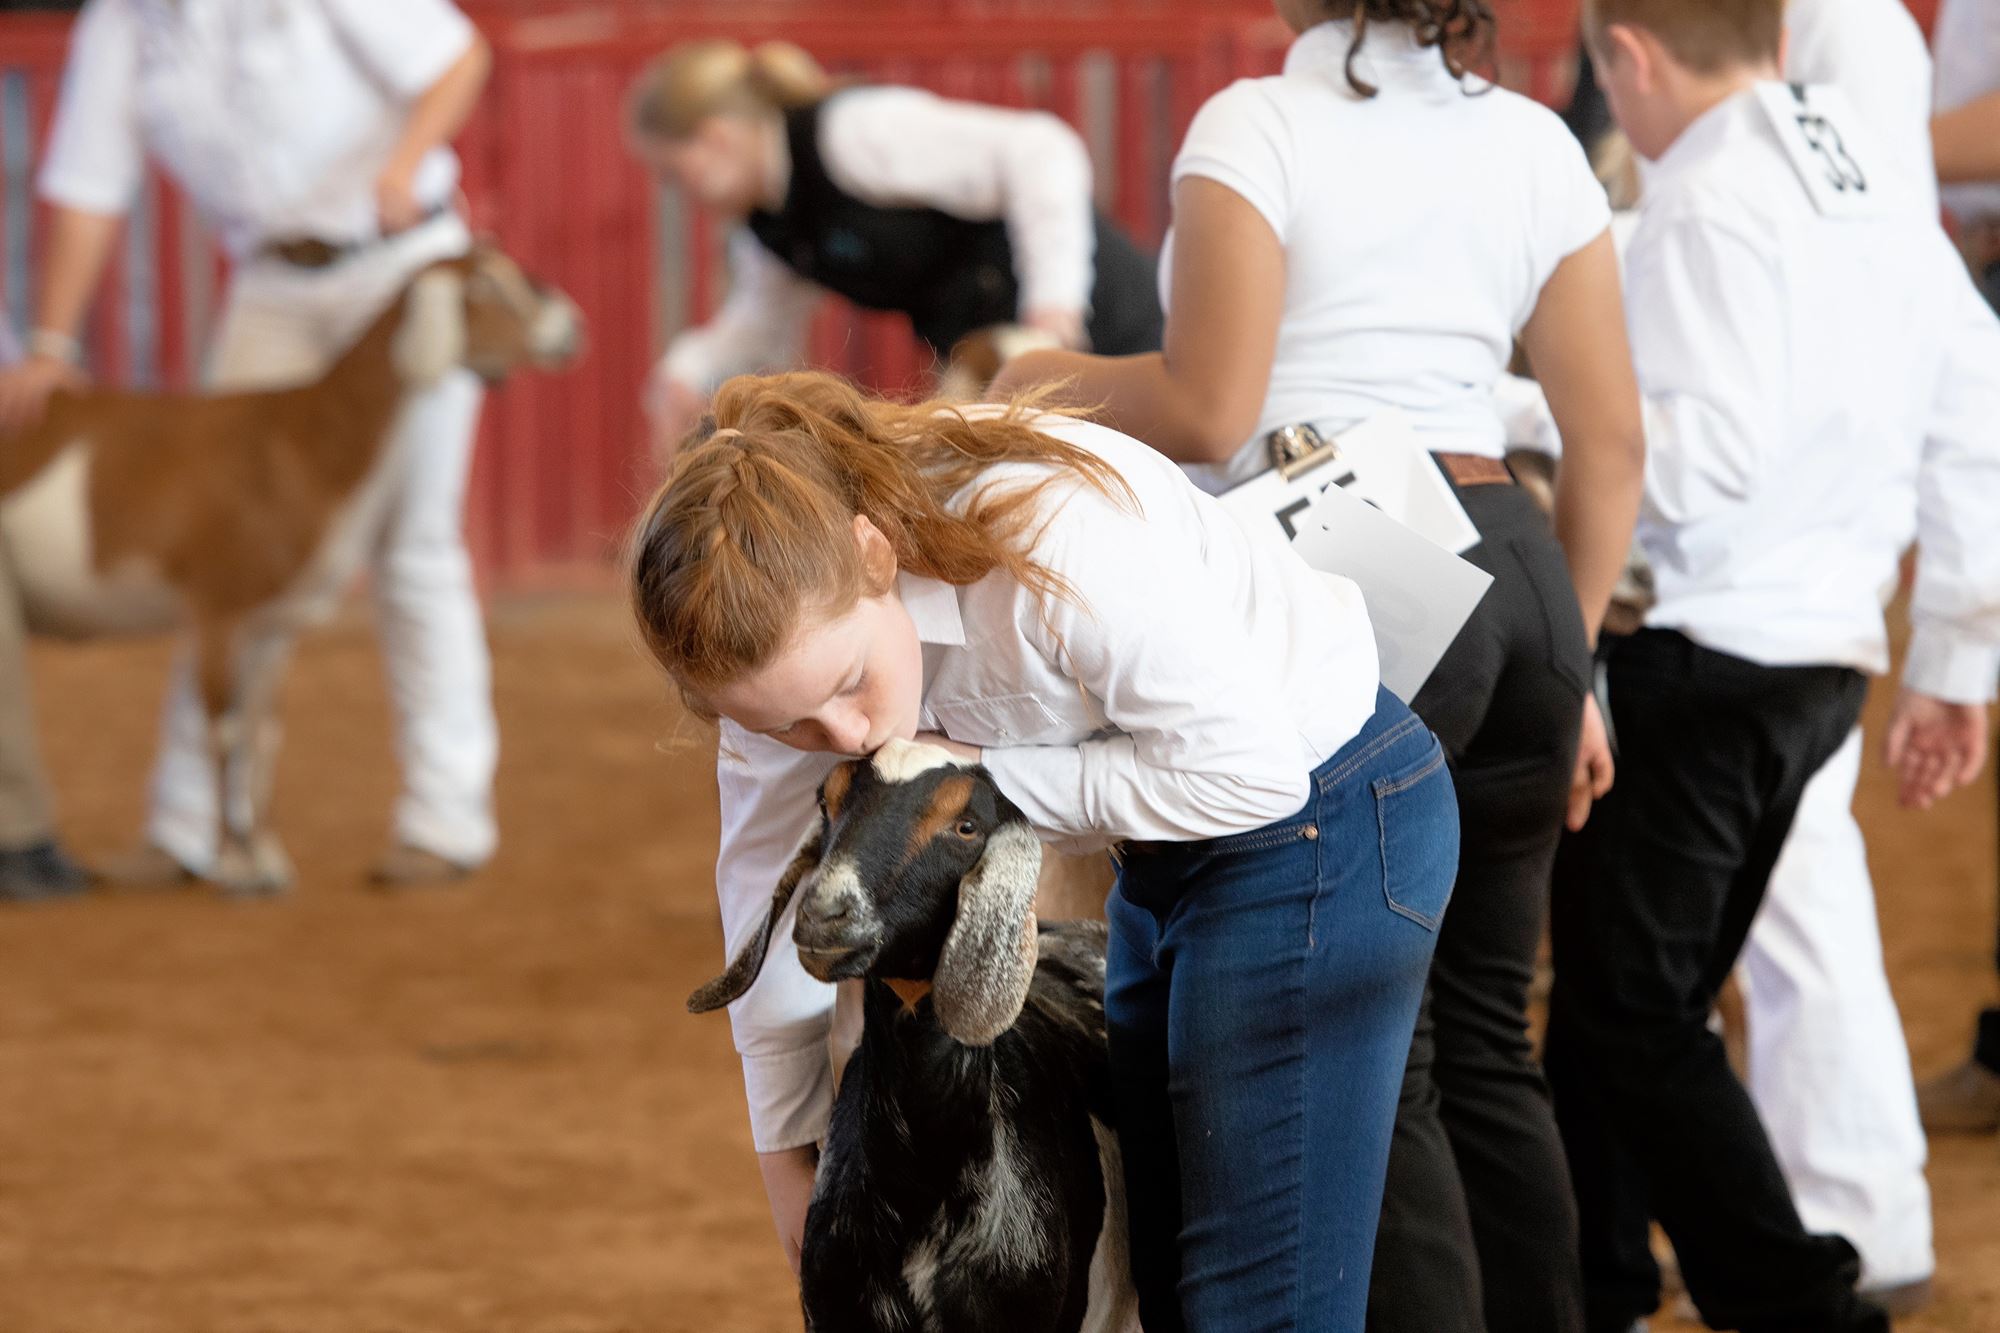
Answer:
[{"left": 1374, "top": 741, "right": 1459, "bottom": 929}]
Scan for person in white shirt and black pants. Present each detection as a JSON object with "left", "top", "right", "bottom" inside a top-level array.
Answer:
[
  {"left": 0, "top": 315, "right": 90, "bottom": 900},
  {"left": 1914, "top": 0, "right": 2000, "bottom": 1135},
  {"left": 1558, "top": 0, "right": 2000, "bottom": 1328},
  {"left": 625, "top": 39, "right": 1165, "bottom": 465},
  {"left": 996, "top": 3, "right": 1646, "bottom": 1329},
  {"left": 631, "top": 372, "right": 1456, "bottom": 1330},
  {"left": 0, "top": 0, "right": 500, "bottom": 888}
]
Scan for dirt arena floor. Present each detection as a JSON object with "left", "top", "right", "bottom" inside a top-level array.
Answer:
[{"left": 3, "top": 590, "right": 1996, "bottom": 1333}]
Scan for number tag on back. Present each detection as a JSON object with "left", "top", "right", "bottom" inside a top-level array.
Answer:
[{"left": 1753, "top": 82, "right": 1891, "bottom": 220}]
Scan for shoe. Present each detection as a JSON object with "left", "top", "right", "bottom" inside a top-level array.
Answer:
[
  {"left": 369, "top": 844, "right": 477, "bottom": 888},
  {"left": 96, "top": 842, "right": 199, "bottom": 890},
  {"left": 0, "top": 839, "right": 93, "bottom": 902},
  {"left": 1862, "top": 1276, "right": 1933, "bottom": 1317},
  {"left": 1915, "top": 1057, "right": 2000, "bottom": 1134}
]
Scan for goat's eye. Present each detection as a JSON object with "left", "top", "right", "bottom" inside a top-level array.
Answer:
[{"left": 955, "top": 820, "right": 980, "bottom": 838}]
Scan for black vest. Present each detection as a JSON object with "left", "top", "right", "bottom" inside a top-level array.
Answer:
[{"left": 748, "top": 96, "right": 1024, "bottom": 354}]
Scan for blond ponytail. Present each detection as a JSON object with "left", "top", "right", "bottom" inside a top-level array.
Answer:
[{"left": 628, "top": 39, "right": 832, "bottom": 141}]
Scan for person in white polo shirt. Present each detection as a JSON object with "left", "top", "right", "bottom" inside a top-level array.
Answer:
[
  {"left": 996, "top": 2, "right": 1647, "bottom": 1328},
  {"left": 0, "top": 0, "right": 497, "bottom": 888}
]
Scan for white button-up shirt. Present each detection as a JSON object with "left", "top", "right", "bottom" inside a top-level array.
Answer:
[
  {"left": 659, "top": 87, "right": 1097, "bottom": 394},
  {"left": 707, "top": 413, "right": 1379, "bottom": 1151},
  {"left": 1628, "top": 87, "right": 2000, "bottom": 701},
  {"left": 1934, "top": 0, "right": 2000, "bottom": 222},
  {"left": 38, "top": 0, "right": 475, "bottom": 259},
  {"left": 1163, "top": 19, "right": 1610, "bottom": 489},
  {"left": 1785, "top": 0, "right": 1938, "bottom": 216}
]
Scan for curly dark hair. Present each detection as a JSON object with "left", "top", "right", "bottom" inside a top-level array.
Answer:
[{"left": 1338, "top": 0, "right": 1499, "bottom": 97}]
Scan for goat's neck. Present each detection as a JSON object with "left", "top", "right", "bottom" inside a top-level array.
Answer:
[
  {"left": 286, "top": 291, "right": 423, "bottom": 494},
  {"left": 854, "top": 977, "right": 999, "bottom": 1152}
]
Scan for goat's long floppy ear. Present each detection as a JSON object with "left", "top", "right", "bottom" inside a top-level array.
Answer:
[
  {"left": 392, "top": 267, "right": 467, "bottom": 385},
  {"left": 688, "top": 822, "right": 825, "bottom": 1014},
  {"left": 931, "top": 819, "right": 1044, "bottom": 1045}
]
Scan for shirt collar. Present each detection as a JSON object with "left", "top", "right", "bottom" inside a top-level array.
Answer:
[
  {"left": 1284, "top": 19, "right": 1471, "bottom": 92},
  {"left": 1642, "top": 83, "right": 1766, "bottom": 195},
  {"left": 898, "top": 572, "right": 966, "bottom": 647}
]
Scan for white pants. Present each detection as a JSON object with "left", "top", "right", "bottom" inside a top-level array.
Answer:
[
  {"left": 147, "top": 216, "right": 498, "bottom": 869},
  {"left": 1739, "top": 727, "right": 1933, "bottom": 1288}
]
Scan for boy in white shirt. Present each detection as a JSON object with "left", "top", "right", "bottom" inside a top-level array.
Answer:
[
  {"left": 1728, "top": 0, "right": 1939, "bottom": 1309},
  {"left": 1552, "top": 1, "right": 2000, "bottom": 1330}
]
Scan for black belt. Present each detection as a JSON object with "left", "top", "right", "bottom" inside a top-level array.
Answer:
[{"left": 259, "top": 205, "right": 451, "bottom": 269}]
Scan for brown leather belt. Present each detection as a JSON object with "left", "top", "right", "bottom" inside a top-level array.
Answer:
[
  {"left": 259, "top": 205, "right": 450, "bottom": 269},
  {"left": 1432, "top": 452, "right": 1514, "bottom": 487}
]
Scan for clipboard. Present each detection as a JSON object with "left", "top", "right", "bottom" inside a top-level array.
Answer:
[{"left": 1217, "top": 412, "right": 1491, "bottom": 701}]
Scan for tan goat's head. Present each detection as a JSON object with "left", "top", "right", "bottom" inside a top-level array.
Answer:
[{"left": 393, "top": 242, "right": 585, "bottom": 386}]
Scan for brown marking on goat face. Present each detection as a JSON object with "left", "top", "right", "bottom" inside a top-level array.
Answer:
[
  {"left": 907, "top": 775, "right": 976, "bottom": 863},
  {"left": 822, "top": 761, "right": 855, "bottom": 822},
  {"left": 882, "top": 978, "right": 933, "bottom": 1013}
]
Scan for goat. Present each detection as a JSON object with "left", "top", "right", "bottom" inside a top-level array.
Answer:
[
  {"left": 691, "top": 739, "right": 1139, "bottom": 1333},
  {"left": 0, "top": 243, "right": 581, "bottom": 895}
]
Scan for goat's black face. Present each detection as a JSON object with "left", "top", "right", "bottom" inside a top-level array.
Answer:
[{"left": 792, "top": 743, "right": 1020, "bottom": 984}]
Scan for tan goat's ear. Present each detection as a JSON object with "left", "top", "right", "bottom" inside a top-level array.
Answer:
[
  {"left": 931, "top": 821, "right": 1043, "bottom": 1046},
  {"left": 392, "top": 268, "right": 467, "bottom": 385},
  {"left": 688, "top": 822, "right": 825, "bottom": 1014}
]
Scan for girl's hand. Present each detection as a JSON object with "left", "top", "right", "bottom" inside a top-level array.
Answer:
[
  {"left": 912, "top": 732, "right": 983, "bottom": 764},
  {"left": 757, "top": 1145, "right": 819, "bottom": 1278},
  {"left": 1566, "top": 692, "right": 1615, "bottom": 832},
  {"left": 375, "top": 158, "right": 425, "bottom": 235}
]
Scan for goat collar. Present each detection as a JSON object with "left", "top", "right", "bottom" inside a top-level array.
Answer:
[{"left": 880, "top": 977, "right": 934, "bottom": 1014}]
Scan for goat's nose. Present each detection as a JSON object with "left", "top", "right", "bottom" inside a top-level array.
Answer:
[{"left": 800, "top": 893, "right": 858, "bottom": 935}]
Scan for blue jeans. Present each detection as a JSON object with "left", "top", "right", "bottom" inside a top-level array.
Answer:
[{"left": 1107, "top": 688, "right": 1458, "bottom": 1332}]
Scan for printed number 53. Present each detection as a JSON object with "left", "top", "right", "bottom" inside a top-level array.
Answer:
[{"left": 1795, "top": 113, "right": 1868, "bottom": 192}]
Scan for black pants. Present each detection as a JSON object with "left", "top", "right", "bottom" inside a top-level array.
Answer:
[
  {"left": 1546, "top": 628, "right": 1883, "bottom": 1333},
  {"left": 1368, "top": 480, "right": 1591, "bottom": 1333},
  {"left": 1081, "top": 213, "right": 1165, "bottom": 356}
]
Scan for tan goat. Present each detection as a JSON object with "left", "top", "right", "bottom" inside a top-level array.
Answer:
[{"left": 0, "top": 243, "right": 581, "bottom": 895}]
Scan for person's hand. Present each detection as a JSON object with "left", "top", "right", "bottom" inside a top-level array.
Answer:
[
  {"left": 1022, "top": 306, "right": 1087, "bottom": 351},
  {"left": 647, "top": 374, "right": 710, "bottom": 474},
  {"left": 756, "top": 1145, "right": 819, "bottom": 1278},
  {"left": 1566, "top": 691, "right": 1616, "bottom": 831},
  {"left": 374, "top": 158, "right": 425, "bottom": 235},
  {"left": 1885, "top": 688, "right": 1989, "bottom": 811},
  {"left": 986, "top": 346, "right": 1077, "bottom": 402},
  {"left": 912, "top": 731, "right": 983, "bottom": 764},
  {"left": 0, "top": 354, "right": 86, "bottom": 436}
]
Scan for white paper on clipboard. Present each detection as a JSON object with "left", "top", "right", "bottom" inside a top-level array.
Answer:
[
  {"left": 1216, "top": 411, "right": 1480, "bottom": 556},
  {"left": 1289, "top": 481, "right": 1493, "bottom": 703}
]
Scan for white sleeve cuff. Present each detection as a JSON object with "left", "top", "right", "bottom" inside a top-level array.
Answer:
[
  {"left": 1903, "top": 623, "right": 2000, "bottom": 704},
  {"left": 739, "top": 1044, "right": 835, "bottom": 1153},
  {"left": 1019, "top": 260, "right": 1092, "bottom": 319},
  {"left": 36, "top": 165, "right": 136, "bottom": 219},
  {"left": 981, "top": 743, "right": 1090, "bottom": 841}
]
